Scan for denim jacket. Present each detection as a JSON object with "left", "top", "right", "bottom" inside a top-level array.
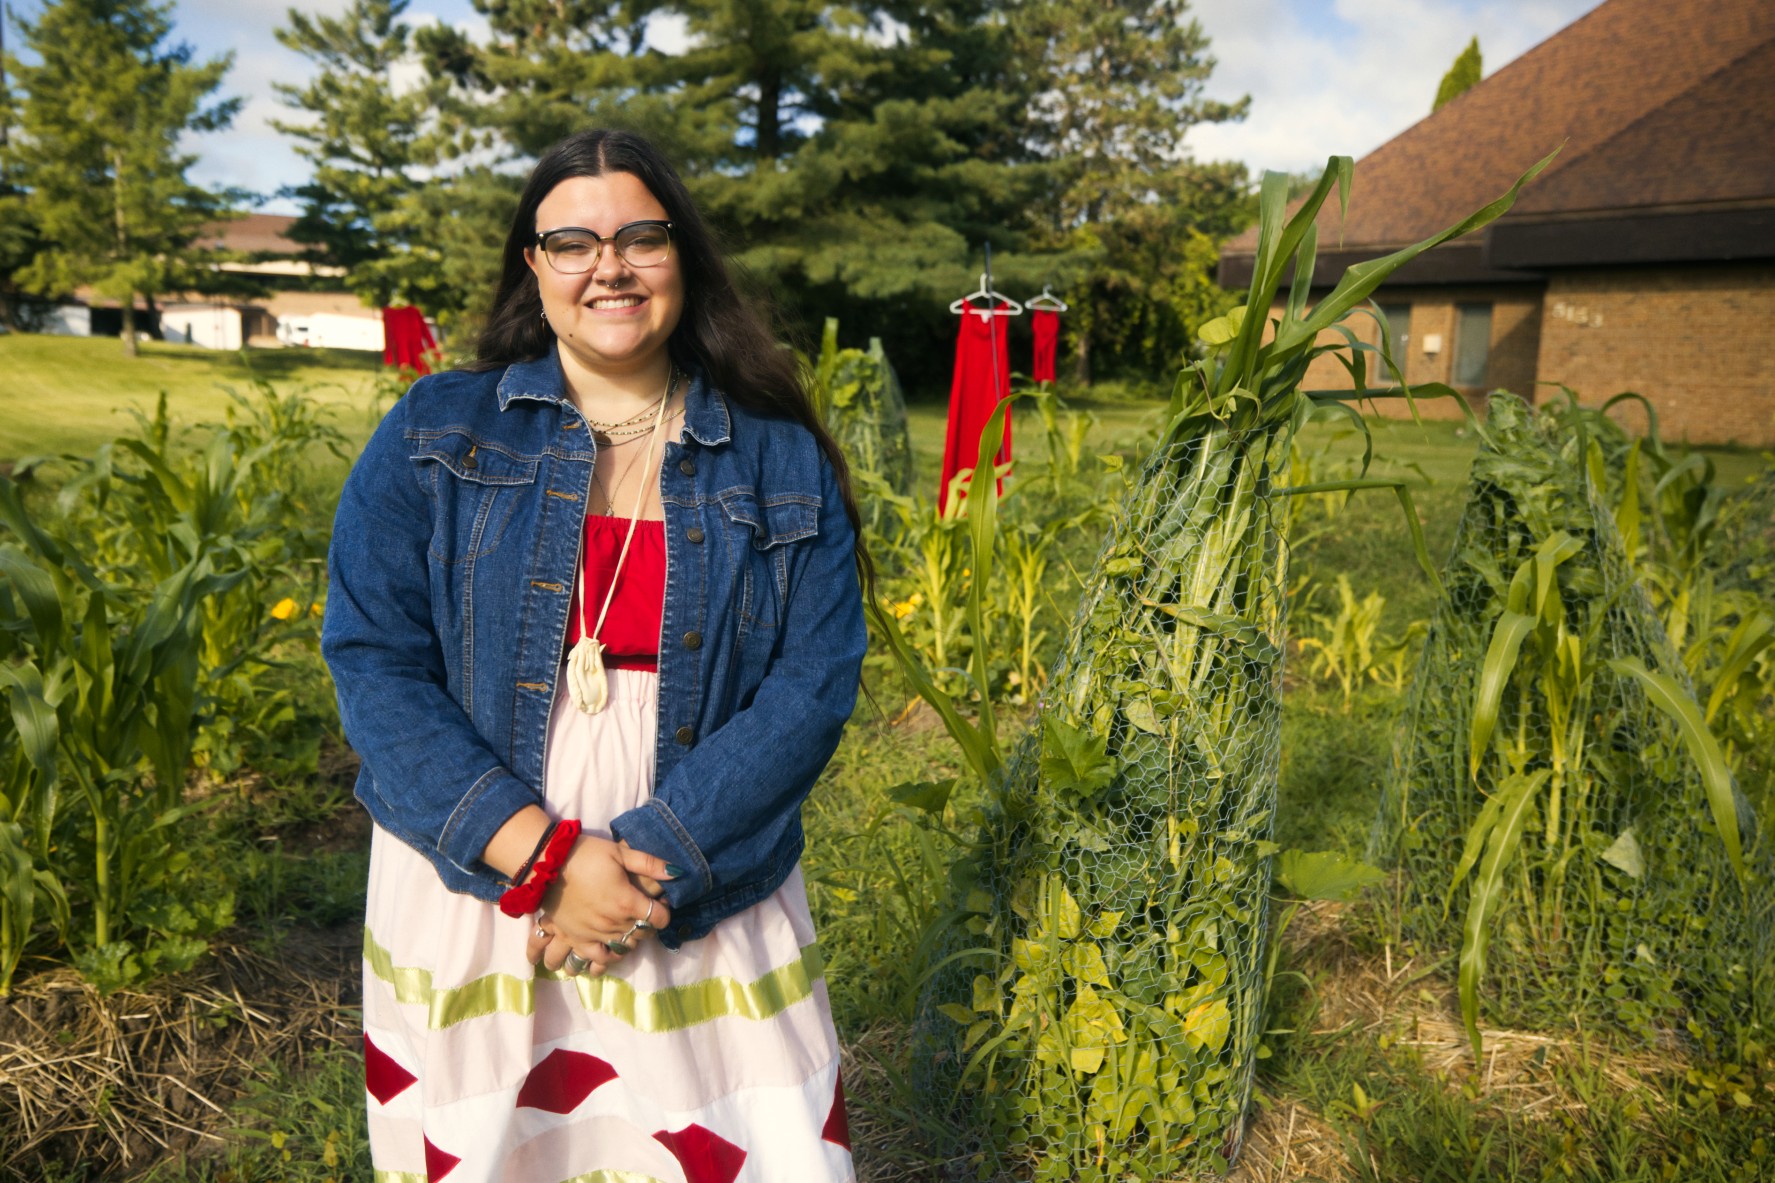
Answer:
[{"left": 321, "top": 347, "right": 865, "bottom": 945}]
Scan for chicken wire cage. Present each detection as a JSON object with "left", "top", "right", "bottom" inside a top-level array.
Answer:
[
  {"left": 1372, "top": 393, "right": 1772, "bottom": 1050},
  {"left": 913, "top": 417, "right": 1292, "bottom": 1181}
]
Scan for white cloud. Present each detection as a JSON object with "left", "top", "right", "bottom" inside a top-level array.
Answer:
[{"left": 1186, "top": 0, "right": 1605, "bottom": 178}]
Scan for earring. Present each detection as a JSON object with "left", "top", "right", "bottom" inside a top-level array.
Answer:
[{"left": 539, "top": 308, "right": 548, "bottom": 322}]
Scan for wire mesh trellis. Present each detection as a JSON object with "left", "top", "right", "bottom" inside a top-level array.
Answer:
[
  {"left": 912, "top": 410, "right": 1292, "bottom": 1182},
  {"left": 1372, "top": 393, "right": 1773, "bottom": 1053},
  {"left": 812, "top": 319, "right": 914, "bottom": 519}
]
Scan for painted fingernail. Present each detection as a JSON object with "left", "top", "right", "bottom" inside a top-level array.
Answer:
[{"left": 664, "top": 864, "right": 685, "bottom": 878}]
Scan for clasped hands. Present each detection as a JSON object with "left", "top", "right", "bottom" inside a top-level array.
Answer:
[{"left": 528, "top": 836, "right": 673, "bottom": 977}]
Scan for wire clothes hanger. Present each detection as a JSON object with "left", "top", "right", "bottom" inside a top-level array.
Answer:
[
  {"left": 1027, "top": 284, "right": 1068, "bottom": 312},
  {"left": 947, "top": 241, "right": 1018, "bottom": 407},
  {"left": 949, "top": 243, "right": 1023, "bottom": 322}
]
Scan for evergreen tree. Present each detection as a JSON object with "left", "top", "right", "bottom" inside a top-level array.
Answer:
[
  {"left": 1015, "top": 0, "right": 1249, "bottom": 380},
  {"left": 285, "top": 0, "right": 1251, "bottom": 383},
  {"left": 1433, "top": 36, "right": 1482, "bottom": 112},
  {"left": 3, "top": 0, "right": 241, "bottom": 355},
  {"left": 272, "top": 0, "right": 439, "bottom": 297}
]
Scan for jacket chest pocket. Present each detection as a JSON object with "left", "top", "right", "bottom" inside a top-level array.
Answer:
[
  {"left": 412, "top": 436, "right": 540, "bottom": 564},
  {"left": 718, "top": 490, "right": 819, "bottom": 638}
]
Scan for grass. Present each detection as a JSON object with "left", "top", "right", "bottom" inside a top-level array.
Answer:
[
  {"left": 2, "top": 342, "right": 1770, "bottom": 1180},
  {"left": 0, "top": 335, "right": 384, "bottom": 459}
]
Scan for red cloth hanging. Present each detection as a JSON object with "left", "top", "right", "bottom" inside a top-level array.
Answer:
[
  {"left": 1031, "top": 309, "right": 1060, "bottom": 383},
  {"left": 382, "top": 305, "right": 439, "bottom": 375},
  {"left": 939, "top": 300, "right": 1013, "bottom": 514}
]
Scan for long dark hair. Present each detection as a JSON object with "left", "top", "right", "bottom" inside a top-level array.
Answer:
[{"left": 470, "top": 129, "right": 875, "bottom": 597}]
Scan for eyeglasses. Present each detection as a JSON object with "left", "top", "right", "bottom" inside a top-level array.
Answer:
[{"left": 534, "top": 221, "right": 674, "bottom": 274}]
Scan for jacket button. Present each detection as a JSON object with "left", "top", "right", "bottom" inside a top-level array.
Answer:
[
  {"left": 675, "top": 725, "right": 695, "bottom": 745},
  {"left": 685, "top": 526, "right": 705, "bottom": 544},
  {"left": 460, "top": 453, "right": 478, "bottom": 470},
  {"left": 678, "top": 458, "right": 696, "bottom": 477},
  {"left": 682, "top": 630, "right": 703, "bottom": 650}
]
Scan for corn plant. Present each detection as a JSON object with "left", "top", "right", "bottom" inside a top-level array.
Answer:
[
  {"left": 1376, "top": 393, "right": 1772, "bottom": 1057},
  {"left": 879, "top": 154, "right": 1552, "bottom": 1179},
  {"left": 0, "top": 383, "right": 343, "bottom": 992},
  {"left": 1296, "top": 576, "right": 1387, "bottom": 712},
  {"left": 0, "top": 476, "right": 239, "bottom": 992}
]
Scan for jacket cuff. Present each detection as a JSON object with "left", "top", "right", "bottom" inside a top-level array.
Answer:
[
  {"left": 609, "top": 798, "right": 712, "bottom": 909},
  {"left": 437, "top": 766, "right": 544, "bottom": 881}
]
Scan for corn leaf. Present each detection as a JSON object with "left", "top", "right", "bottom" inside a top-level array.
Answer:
[
  {"left": 1278, "top": 148, "right": 1560, "bottom": 356},
  {"left": 1459, "top": 768, "right": 1552, "bottom": 1058},
  {"left": 1606, "top": 656, "right": 1748, "bottom": 882},
  {"left": 963, "top": 400, "right": 1012, "bottom": 757},
  {"left": 1704, "top": 611, "right": 1775, "bottom": 724}
]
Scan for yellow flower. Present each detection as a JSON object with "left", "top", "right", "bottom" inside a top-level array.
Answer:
[
  {"left": 890, "top": 591, "right": 925, "bottom": 620},
  {"left": 270, "top": 597, "right": 299, "bottom": 621}
]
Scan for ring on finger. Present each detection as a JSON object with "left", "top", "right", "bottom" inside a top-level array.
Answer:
[
  {"left": 633, "top": 898, "right": 657, "bottom": 930},
  {"left": 563, "top": 950, "right": 591, "bottom": 975},
  {"left": 620, "top": 921, "right": 644, "bottom": 945},
  {"left": 534, "top": 925, "right": 549, "bottom": 941},
  {"left": 604, "top": 938, "right": 632, "bottom": 956}
]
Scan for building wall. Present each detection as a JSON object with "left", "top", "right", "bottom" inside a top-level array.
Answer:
[
  {"left": 162, "top": 305, "right": 244, "bottom": 351},
  {"left": 1535, "top": 264, "right": 1775, "bottom": 446},
  {"left": 1288, "top": 284, "right": 1544, "bottom": 421}
]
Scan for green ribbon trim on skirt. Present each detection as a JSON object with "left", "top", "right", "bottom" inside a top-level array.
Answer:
[{"left": 362, "top": 927, "right": 826, "bottom": 1032}]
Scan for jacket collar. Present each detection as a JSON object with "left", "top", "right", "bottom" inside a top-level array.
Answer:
[{"left": 495, "top": 344, "right": 731, "bottom": 447}]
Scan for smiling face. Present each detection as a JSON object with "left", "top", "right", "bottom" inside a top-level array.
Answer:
[{"left": 525, "top": 171, "right": 685, "bottom": 387}]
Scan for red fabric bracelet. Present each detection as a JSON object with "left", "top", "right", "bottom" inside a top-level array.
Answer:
[{"left": 498, "top": 818, "right": 582, "bottom": 918}]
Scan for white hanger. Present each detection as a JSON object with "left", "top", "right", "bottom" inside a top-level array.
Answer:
[
  {"left": 949, "top": 272, "right": 1024, "bottom": 321},
  {"left": 1027, "top": 285, "right": 1068, "bottom": 312}
]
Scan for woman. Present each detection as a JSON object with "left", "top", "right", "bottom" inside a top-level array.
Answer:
[{"left": 322, "top": 129, "right": 867, "bottom": 1183}]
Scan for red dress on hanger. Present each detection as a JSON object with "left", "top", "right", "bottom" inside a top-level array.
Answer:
[
  {"left": 1031, "top": 309, "right": 1060, "bottom": 383},
  {"left": 940, "top": 299, "right": 1013, "bottom": 514}
]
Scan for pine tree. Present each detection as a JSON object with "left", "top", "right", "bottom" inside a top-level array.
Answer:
[
  {"left": 1015, "top": 0, "right": 1249, "bottom": 380},
  {"left": 3, "top": 0, "right": 241, "bottom": 355},
  {"left": 272, "top": 0, "right": 440, "bottom": 302},
  {"left": 1433, "top": 36, "right": 1482, "bottom": 112}
]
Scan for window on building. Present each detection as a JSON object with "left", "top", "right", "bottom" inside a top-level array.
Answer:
[
  {"left": 1453, "top": 303, "right": 1493, "bottom": 387},
  {"left": 1377, "top": 302, "right": 1411, "bottom": 374}
]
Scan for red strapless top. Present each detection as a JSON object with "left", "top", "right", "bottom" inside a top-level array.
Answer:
[{"left": 566, "top": 516, "right": 665, "bottom": 671}]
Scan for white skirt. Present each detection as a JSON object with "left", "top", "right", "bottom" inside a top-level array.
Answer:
[{"left": 361, "top": 668, "right": 855, "bottom": 1183}]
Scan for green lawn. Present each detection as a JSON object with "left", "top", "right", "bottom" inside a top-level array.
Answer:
[{"left": 0, "top": 334, "right": 386, "bottom": 459}]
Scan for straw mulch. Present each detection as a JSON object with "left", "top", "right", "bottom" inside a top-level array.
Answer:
[
  {"left": 0, "top": 924, "right": 359, "bottom": 1180},
  {"left": 1289, "top": 899, "right": 1684, "bottom": 1106}
]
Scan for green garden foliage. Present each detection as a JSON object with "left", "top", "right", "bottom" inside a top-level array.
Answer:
[
  {"left": 0, "top": 386, "right": 343, "bottom": 993},
  {"left": 884, "top": 155, "right": 1547, "bottom": 1179},
  {"left": 1374, "top": 393, "right": 1773, "bottom": 1057}
]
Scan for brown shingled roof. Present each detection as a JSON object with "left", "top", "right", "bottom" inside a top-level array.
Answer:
[
  {"left": 197, "top": 213, "right": 302, "bottom": 256},
  {"left": 1224, "top": 0, "right": 1775, "bottom": 255},
  {"left": 1513, "top": 38, "right": 1775, "bottom": 215}
]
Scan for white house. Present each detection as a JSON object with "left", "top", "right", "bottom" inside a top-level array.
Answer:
[{"left": 161, "top": 303, "right": 245, "bottom": 351}]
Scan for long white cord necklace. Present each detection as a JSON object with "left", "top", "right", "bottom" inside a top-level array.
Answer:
[{"left": 566, "top": 370, "right": 674, "bottom": 715}]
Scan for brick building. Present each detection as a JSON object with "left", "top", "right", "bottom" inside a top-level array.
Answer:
[{"left": 1217, "top": 0, "right": 1775, "bottom": 446}]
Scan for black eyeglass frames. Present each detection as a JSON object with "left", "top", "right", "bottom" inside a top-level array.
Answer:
[{"left": 534, "top": 221, "right": 674, "bottom": 274}]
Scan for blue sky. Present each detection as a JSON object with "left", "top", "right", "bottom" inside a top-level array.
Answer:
[{"left": 26, "top": 0, "right": 1607, "bottom": 213}]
